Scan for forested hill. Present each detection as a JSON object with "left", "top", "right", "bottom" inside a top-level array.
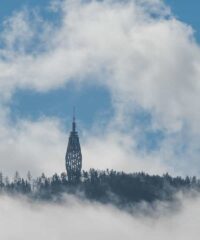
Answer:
[{"left": 0, "top": 170, "right": 199, "bottom": 206}]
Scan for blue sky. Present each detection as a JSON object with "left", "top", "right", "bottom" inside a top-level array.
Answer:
[
  {"left": 10, "top": 82, "right": 113, "bottom": 129},
  {"left": 0, "top": 0, "right": 52, "bottom": 19},
  {"left": 165, "top": 0, "right": 200, "bottom": 41}
]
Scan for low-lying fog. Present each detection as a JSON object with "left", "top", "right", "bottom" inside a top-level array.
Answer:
[{"left": 0, "top": 192, "right": 199, "bottom": 240}]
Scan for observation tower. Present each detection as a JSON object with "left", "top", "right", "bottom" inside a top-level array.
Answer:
[{"left": 65, "top": 110, "right": 82, "bottom": 182}]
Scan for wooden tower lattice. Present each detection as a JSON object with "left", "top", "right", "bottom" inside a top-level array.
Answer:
[{"left": 65, "top": 110, "right": 82, "bottom": 182}]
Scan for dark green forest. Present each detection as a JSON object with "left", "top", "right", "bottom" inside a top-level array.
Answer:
[{"left": 0, "top": 169, "right": 199, "bottom": 207}]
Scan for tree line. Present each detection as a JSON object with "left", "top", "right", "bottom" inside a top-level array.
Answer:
[{"left": 0, "top": 170, "right": 199, "bottom": 206}]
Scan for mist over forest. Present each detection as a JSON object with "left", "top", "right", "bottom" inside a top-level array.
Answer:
[
  {"left": 0, "top": 169, "right": 199, "bottom": 209},
  {"left": 0, "top": 169, "right": 200, "bottom": 240}
]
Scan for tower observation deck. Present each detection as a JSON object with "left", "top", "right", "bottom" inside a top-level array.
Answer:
[{"left": 65, "top": 111, "right": 82, "bottom": 182}]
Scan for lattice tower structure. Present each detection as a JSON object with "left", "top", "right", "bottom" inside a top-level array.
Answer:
[{"left": 65, "top": 114, "right": 82, "bottom": 182}]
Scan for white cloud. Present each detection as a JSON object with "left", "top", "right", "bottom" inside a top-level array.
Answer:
[
  {"left": 0, "top": 192, "right": 200, "bottom": 240},
  {"left": 82, "top": 130, "right": 169, "bottom": 174},
  {"left": 0, "top": 0, "right": 200, "bottom": 176},
  {"left": 0, "top": 0, "right": 199, "bottom": 132},
  {"left": 0, "top": 107, "right": 68, "bottom": 177}
]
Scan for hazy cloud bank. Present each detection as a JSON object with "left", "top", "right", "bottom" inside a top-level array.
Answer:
[{"left": 0, "top": 192, "right": 200, "bottom": 240}]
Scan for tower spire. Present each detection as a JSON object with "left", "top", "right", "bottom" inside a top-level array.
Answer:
[
  {"left": 66, "top": 107, "right": 82, "bottom": 182},
  {"left": 72, "top": 107, "right": 76, "bottom": 132}
]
